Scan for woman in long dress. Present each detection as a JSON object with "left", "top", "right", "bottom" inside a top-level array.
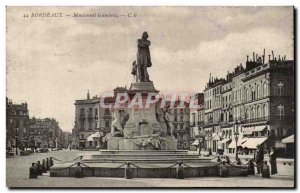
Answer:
[{"left": 270, "top": 147, "right": 278, "bottom": 175}]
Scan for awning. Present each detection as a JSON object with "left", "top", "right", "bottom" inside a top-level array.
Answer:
[
  {"left": 86, "top": 132, "right": 102, "bottom": 142},
  {"left": 218, "top": 138, "right": 231, "bottom": 144},
  {"left": 191, "top": 140, "right": 199, "bottom": 146},
  {"left": 253, "top": 126, "right": 268, "bottom": 132},
  {"left": 241, "top": 137, "right": 267, "bottom": 149},
  {"left": 243, "top": 127, "right": 254, "bottom": 135},
  {"left": 282, "top": 135, "right": 294, "bottom": 144},
  {"left": 228, "top": 138, "right": 248, "bottom": 148},
  {"left": 212, "top": 133, "right": 221, "bottom": 141},
  {"left": 191, "top": 139, "right": 203, "bottom": 146}
]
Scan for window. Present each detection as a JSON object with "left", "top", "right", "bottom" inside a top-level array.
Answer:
[
  {"left": 251, "top": 107, "right": 255, "bottom": 119},
  {"left": 257, "top": 84, "right": 261, "bottom": 99},
  {"left": 88, "top": 120, "right": 93, "bottom": 130},
  {"left": 80, "top": 120, "right": 85, "bottom": 129},
  {"left": 245, "top": 108, "right": 249, "bottom": 120},
  {"left": 105, "top": 108, "right": 110, "bottom": 115},
  {"left": 246, "top": 88, "right": 249, "bottom": 101},
  {"left": 257, "top": 106, "right": 261, "bottom": 118},
  {"left": 80, "top": 108, "right": 85, "bottom": 116},
  {"left": 174, "top": 116, "right": 177, "bottom": 121},
  {"left": 252, "top": 86, "right": 256, "bottom": 100},
  {"left": 81, "top": 134, "right": 84, "bottom": 139},
  {"left": 277, "top": 105, "right": 284, "bottom": 120},
  {"left": 105, "top": 120, "right": 110, "bottom": 127},
  {"left": 262, "top": 104, "right": 267, "bottom": 117},
  {"left": 277, "top": 81, "right": 284, "bottom": 96},
  {"left": 263, "top": 83, "right": 268, "bottom": 97},
  {"left": 191, "top": 113, "right": 195, "bottom": 125},
  {"left": 89, "top": 108, "right": 92, "bottom": 116}
]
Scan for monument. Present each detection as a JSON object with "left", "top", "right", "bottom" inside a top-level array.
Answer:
[
  {"left": 104, "top": 31, "right": 177, "bottom": 151},
  {"left": 50, "top": 32, "right": 248, "bottom": 178}
]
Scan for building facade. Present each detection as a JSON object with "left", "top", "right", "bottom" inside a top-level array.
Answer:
[
  {"left": 170, "top": 101, "right": 191, "bottom": 150},
  {"left": 28, "top": 117, "right": 63, "bottom": 148},
  {"left": 73, "top": 90, "right": 117, "bottom": 149},
  {"left": 6, "top": 98, "right": 29, "bottom": 149},
  {"left": 62, "top": 131, "right": 72, "bottom": 148},
  {"left": 202, "top": 52, "right": 294, "bottom": 156}
]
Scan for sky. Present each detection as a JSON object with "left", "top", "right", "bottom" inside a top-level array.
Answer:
[{"left": 6, "top": 6, "right": 294, "bottom": 132}]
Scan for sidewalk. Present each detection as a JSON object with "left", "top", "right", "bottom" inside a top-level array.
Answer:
[{"left": 189, "top": 150, "right": 294, "bottom": 164}]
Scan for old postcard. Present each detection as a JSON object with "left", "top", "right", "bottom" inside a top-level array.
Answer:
[{"left": 6, "top": 6, "right": 295, "bottom": 188}]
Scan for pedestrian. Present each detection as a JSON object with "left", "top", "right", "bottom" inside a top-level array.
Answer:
[
  {"left": 36, "top": 161, "right": 43, "bottom": 175},
  {"left": 69, "top": 145, "right": 72, "bottom": 151},
  {"left": 269, "top": 147, "right": 278, "bottom": 175},
  {"left": 255, "top": 145, "right": 264, "bottom": 174}
]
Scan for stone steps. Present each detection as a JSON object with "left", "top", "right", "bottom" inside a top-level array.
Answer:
[
  {"left": 98, "top": 150, "right": 188, "bottom": 155},
  {"left": 82, "top": 154, "right": 199, "bottom": 160},
  {"left": 82, "top": 157, "right": 213, "bottom": 163}
]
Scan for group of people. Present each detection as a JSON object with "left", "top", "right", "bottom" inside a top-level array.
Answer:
[{"left": 255, "top": 146, "right": 278, "bottom": 175}]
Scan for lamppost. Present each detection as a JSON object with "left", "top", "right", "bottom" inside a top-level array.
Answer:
[
  {"left": 15, "top": 127, "right": 19, "bottom": 155},
  {"left": 234, "top": 121, "right": 240, "bottom": 160},
  {"left": 198, "top": 131, "right": 206, "bottom": 156}
]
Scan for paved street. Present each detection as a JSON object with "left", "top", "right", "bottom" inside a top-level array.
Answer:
[{"left": 6, "top": 150, "right": 294, "bottom": 188}]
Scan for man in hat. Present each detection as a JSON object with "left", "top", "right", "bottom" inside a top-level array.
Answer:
[{"left": 136, "top": 31, "right": 152, "bottom": 82}]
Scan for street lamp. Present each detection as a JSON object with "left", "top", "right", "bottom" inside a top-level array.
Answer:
[
  {"left": 198, "top": 131, "right": 206, "bottom": 156},
  {"left": 234, "top": 121, "right": 240, "bottom": 160},
  {"left": 15, "top": 127, "right": 19, "bottom": 155}
]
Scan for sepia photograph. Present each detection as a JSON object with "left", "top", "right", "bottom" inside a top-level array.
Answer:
[{"left": 5, "top": 6, "right": 295, "bottom": 188}]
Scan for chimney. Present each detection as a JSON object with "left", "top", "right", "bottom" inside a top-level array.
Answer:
[
  {"left": 272, "top": 51, "right": 274, "bottom": 60},
  {"left": 268, "top": 55, "right": 271, "bottom": 62},
  {"left": 87, "top": 90, "right": 90, "bottom": 99},
  {"left": 263, "top": 48, "right": 266, "bottom": 64},
  {"left": 279, "top": 55, "right": 281, "bottom": 61},
  {"left": 256, "top": 54, "right": 258, "bottom": 61},
  {"left": 246, "top": 55, "right": 249, "bottom": 62},
  {"left": 253, "top": 52, "right": 255, "bottom": 62}
]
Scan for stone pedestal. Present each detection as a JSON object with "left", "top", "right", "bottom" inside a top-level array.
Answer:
[
  {"left": 107, "top": 137, "right": 123, "bottom": 150},
  {"left": 107, "top": 81, "right": 177, "bottom": 150}
]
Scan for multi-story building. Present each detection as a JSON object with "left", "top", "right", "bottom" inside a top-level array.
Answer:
[
  {"left": 6, "top": 98, "right": 30, "bottom": 149},
  {"left": 190, "top": 93, "right": 205, "bottom": 150},
  {"left": 203, "top": 76, "right": 224, "bottom": 152},
  {"left": 28, "top": 117, "right": 62, "bottom": 148},
  {"left": 62, "top": 131, "right": 72, "bottom": 148},
  {"left": 73, "top": 89, "right": 118, "bottom": 149},
  {"left": 202, "top": 51, "right": 295, "bottom": 156},
  {"left": 169, "top": 101, "right": 190, "bottom": 150}
]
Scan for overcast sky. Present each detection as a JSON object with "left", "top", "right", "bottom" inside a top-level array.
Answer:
[{"left": 6, "top": 6, "right": 294, "bottom": 132}]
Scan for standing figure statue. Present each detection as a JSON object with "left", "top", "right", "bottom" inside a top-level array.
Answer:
[
  {"left": 163, "top": 108, "right": 174, "bottom": 136},
  {"left": 136, "top": 31, "right": 152, "bottom": 82},
  {"left": 111, "top": 109, "right": 129, "bottom": 137}
]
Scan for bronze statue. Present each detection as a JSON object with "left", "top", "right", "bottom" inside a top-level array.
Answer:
[{"left": 135, "top": 31, "right": 152, "bottom": 82}]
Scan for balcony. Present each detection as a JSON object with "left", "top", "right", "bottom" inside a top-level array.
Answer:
[
  {"left": 196, "top": 121, "right": 204, "bottom": 127},
  {"left": 220, "top": 121, "right": 233, "bottom": 128},
  {"left": 240, "top": 116, "right": 269, "bottom": 124}
]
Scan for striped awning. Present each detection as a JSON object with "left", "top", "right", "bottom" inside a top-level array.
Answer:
[
  {"left": 228, "top": 138, "right": 248, "bottom": 148},
  {"left": 218, "top": 138, "right": 231, "bottom": 144},
  {"left": 253, "top": 126, "right": 268, "bottom": 132},
  {"left": 282, "top": 135, "right": 294, "bottom": 144},
  {"left": 241, "top": 137, "right": 267, "bottom": 149},
  {"left": 243, "top": 127, "right": 254, "bottom": 135}
]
